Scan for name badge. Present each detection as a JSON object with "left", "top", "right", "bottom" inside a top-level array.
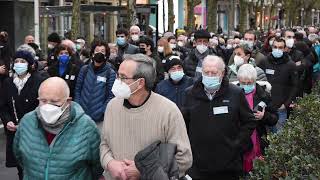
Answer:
[
  {"left": 266, "top": 69, "right": 275, "bottom": 75},
  {"left": 258, "top": 101, "right": 267, "bottom": 108},
  {"left": 70, "top": 75, "right": 75, "bottom": 80},
  {"left": 213, "top": 106, "right": 228, "bottom": 115},
  {"left": 97, "top": 76, "right": 107, "bottom": 82},
  {"left": 162, "top": 59, "right": 166, "bottom": 63},
  {"left": 196, "top": 67, "right": 202, "bottom": 73},
  {"left": 65, "top": 75, "right": 70, "bottom": 79}
]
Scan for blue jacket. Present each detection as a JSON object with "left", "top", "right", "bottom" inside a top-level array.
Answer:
[
  {"left": 13, "top": 102, "right": 103, "bottom": 180},
  {"left": 74, "top": 63, "right": 116, "bottom": 122},
  {"left": 155, "top": 75, "right": 193, "bottom": 109}
]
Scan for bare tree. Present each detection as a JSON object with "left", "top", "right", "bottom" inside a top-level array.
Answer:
[
  {"left": 127, "top": 0, "right": 136, "bottom": 27},
  {"left": 239, "top": 0, "right": 248, "bottom": 33},
  {"left": 207, "top": 0, "right": 218, "bottom": 33},
  {"left": 71, "top": 0, "right": 81, "bottom": 40},
  {"left": 168, "top": 0, "right": 174, "bottom": 32}
]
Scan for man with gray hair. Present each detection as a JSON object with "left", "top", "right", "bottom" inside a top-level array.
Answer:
[
  {"left": 129, "top": 25, "right": 141, "bottom": 46},
  {"left": 100, "top": 53, "right": 192, "bottom": 180},
  {"left": 182, "top": 55, "right": 256, "bottom": 179}
]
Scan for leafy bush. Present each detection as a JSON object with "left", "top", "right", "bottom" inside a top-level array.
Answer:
[{"left": 249, "top": 84, "right": 320, "bottom": 179}]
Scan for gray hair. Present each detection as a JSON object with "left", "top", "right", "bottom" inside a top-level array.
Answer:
[
  {"left": 123, "top": 53, "right": 156, "bottom": 91},
  {"left": 130, "top": 25, "right": 140, "bottom": 33},
  {"left": 237, "top": 64, "right": 257, "bottom": 81},
  {"left": 16, "top": 44, "right": 36, "bottom": 58},
  {"left": 203, "top": 55, "right": 226, "bottom": 72}
]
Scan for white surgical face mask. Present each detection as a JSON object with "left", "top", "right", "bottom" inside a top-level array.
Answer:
[
  {"left": 196, "top": 44, "right": 208, "bottom": 54},
  {"left": 285, "top": 38, "right": 295, "bottom": 48},
  {"left": 131, "top": 34, "right": 139, "bottom": 42},
  {"left": 157, "top": 46, "right": 164, "bottom": 53},
  {"left": 39, "top": 102, "right": 68, "bottom": 124},
  {"left": 234, "top": 55, "right": 245, "bottom": 67},
  {"left": 48, "top": 44, "right": 54, "bottom": 49},
  {"left": 169, "top": 43, "right": 176, "bottom": 49},
  {"left": 111, "top": 79, "right": 140, "bottom": 99},
  {"left": 177, "top": 41, "right": 184, "bottom": 47},
  {"left": 269, "top": 40, "right": 274, "bottom": 46}
]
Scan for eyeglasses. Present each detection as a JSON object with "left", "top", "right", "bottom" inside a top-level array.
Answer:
[
  {"left": 116, "top": 74, "right": 136, "bottom": 82},
  {"left": 38, "top": 98, "right": 67, "bottom": 107}
]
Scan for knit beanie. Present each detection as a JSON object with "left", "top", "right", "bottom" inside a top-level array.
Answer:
[{"left": 165, "top": 56, "right": 183, "bottom": 72}]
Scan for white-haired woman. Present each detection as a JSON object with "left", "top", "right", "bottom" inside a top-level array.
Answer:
[{"left": 236, "top": 64, "right": 278, "bottom": 174}]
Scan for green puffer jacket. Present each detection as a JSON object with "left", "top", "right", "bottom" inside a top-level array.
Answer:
[{"left": 13, "top": 102, "right": 103, "bottom": 180}]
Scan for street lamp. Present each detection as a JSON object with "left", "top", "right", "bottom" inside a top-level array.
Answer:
[
  {"left": 277, "top": 3, "right": 282, "bottom": 28},
  {"left": 317, "top": 9, "right": 320, "bottom": 25},
  {"left": 301, "top": 8, "right": 304, "bottom": 27},
  {"left": 312, "top": 9, "right": 315, "bottom": 26}
]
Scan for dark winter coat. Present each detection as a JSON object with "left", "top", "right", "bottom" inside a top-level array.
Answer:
[
  {"left": 259, "top": 53, "right": 299, "bottom": 109},
  {"left": 114, "top": 43, "right": 140, "bottom": 70},
  {"left": 47, "top": 58, "right": 81, "bottom": 98},
  {"left": 183, "top": 48, "right": 217, "bottom": 78},
  {"left": 155, "top": 75, "right": 193, "bottom": 110},
  {"left": 182, "top": 77, "right": 256, "bottom": 177},
  {"left": 74, "top": 63, "right": 116, "bottom": 122},
  {"left": 0, "top": 72, "right": 46, "bottom": 167},
  {"left": 150, "top": 52, "right": 165, "bottom": 85}
]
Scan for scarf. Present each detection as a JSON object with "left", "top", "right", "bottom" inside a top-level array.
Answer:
[
  {"left": 36, "top": 105, "right": 71, "bottom": 134},
  {"left": 13, "top": 73, "right": 31, "bottom": 95}
]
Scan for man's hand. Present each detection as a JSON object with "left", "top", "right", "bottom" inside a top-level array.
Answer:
[
  {"left": 254, "top": 108, "right": 265, "bottom": 120},
  {"left": 124, "top": 159, "right": 140, "bottom": 180},
  {"left": 6, "top": 121, "right": 17, "bottom": 131},
  {"left": 107, "top": 160, "right": 127, "bottom": 180},
  {"left": 0, "top": 65, "right": 6, "bottom": 74}
]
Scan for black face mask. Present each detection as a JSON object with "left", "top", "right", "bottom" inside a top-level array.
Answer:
[
  {"left": 93, "top": 52, "right": 106, "bottom": 63},
  {"left": 139, "top": 48, "right": 146, "bottom": 54}
]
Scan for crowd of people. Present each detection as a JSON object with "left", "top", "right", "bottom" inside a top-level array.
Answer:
[{"left": 0, "top": 24, "right": 320, "bottom": 179}]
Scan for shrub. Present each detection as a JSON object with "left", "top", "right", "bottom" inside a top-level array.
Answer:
[{"left": 249, "top": 84, "right": 320, "bottom": 179}]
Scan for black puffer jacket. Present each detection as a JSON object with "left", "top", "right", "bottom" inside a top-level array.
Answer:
[{"left": 135, "top": 141, "right": 179, "bottom": 180}]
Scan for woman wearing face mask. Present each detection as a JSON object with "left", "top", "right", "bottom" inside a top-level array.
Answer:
[
  {"left": 74, "top": 40, "right": 116, "bottom": 129},
  {"left": 47, "top": 45, "right": 80, "bottom": 98},
  {"left": 157, "top": 38, "right": 174, "bottom": 64},
  {"left": 0, "top": 50, "right": 46, "bottom": 180},
  {"left": 228, "top": 45, "right": 267, "bottom": 82},
  {"left": 235, "top": 64, "right": 278, "bottom": 175}
]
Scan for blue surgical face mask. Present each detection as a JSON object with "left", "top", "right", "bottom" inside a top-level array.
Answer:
[
  {"left": 240, "top": 84, "right": 255, "bottom": 94},
  {"left": 58, "top": 54, "right": 70, "bottom": 64},
  {"left": 272, "top": 48, "right": 283, "bottom": 58},
  {"left": 170, "top": 71, "right": 184, "bottom": 82},
  {"left": 13, "top": 62, "right": 28, "bottom": 75},
  {"left": 202, "top": 75, "right": 221, "bottom": 91},
  {"left": 117, "top": 37, "right": 126, "bottom": 46}
]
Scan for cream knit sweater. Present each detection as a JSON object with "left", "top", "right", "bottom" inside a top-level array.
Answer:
[{"left": 100, "top": 92, "right": 192, "bottom": 179}]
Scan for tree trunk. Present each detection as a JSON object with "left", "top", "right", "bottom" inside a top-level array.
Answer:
[
  {"left": 127, "top": 0, "right": 136, "bottom": 28},
  {"left": 260, "top": 0, "right": 264, "bottom": 29},
  {"left": 168, "top": 0, "right": 174, "bottom": 32},
  {"left": 71, "top": 0, "right": 81, "bottom": 40},
  {"left": 207, "top": 0, "right": 218, "bottom": 33},
  {"left": 186, "top": 0, "right": 195, "bottom": 32},
  {"left": 239, "top": 0, "right": 248, "bottom": 33}
]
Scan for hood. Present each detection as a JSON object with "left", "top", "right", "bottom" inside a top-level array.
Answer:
[
  {"left": 231, "top": 80, "right": 272, "bottom": 94},
  {"left": 69, "top": 101, "right": 86, "bottom": 123}
]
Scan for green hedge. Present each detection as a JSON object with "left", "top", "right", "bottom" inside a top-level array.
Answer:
[{"left": 249, "top": 84, "right": 320, "bottom": 179}]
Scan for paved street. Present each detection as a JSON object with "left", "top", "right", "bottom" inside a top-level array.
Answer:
[{"left": 0, "top": 127, "right": 19, "bottom": 180}]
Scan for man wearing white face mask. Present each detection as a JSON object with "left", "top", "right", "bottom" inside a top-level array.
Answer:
[
  {"left": 0, "top": 50, "right": 46, "bottom": 180},
  {"left": 100, "top": 54, "right": 192, "bottom": 180},
  {"left": 283, "top": 30, "right": 305, "bottom": 97},
  {"left": 155, "top": 56, "right": 193, "bottom": 110},
  {"left": 184, "top": 29, "right": 219, "bottom": 79},
  {"left": 13, "top": 77, "right": 103, "bottom": 179},
  {"left": 182, "top": 55, "right": 256, "bottom": 179},
  {"left": 128, "top": 25, "right": 141, "bottom": 46}
]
